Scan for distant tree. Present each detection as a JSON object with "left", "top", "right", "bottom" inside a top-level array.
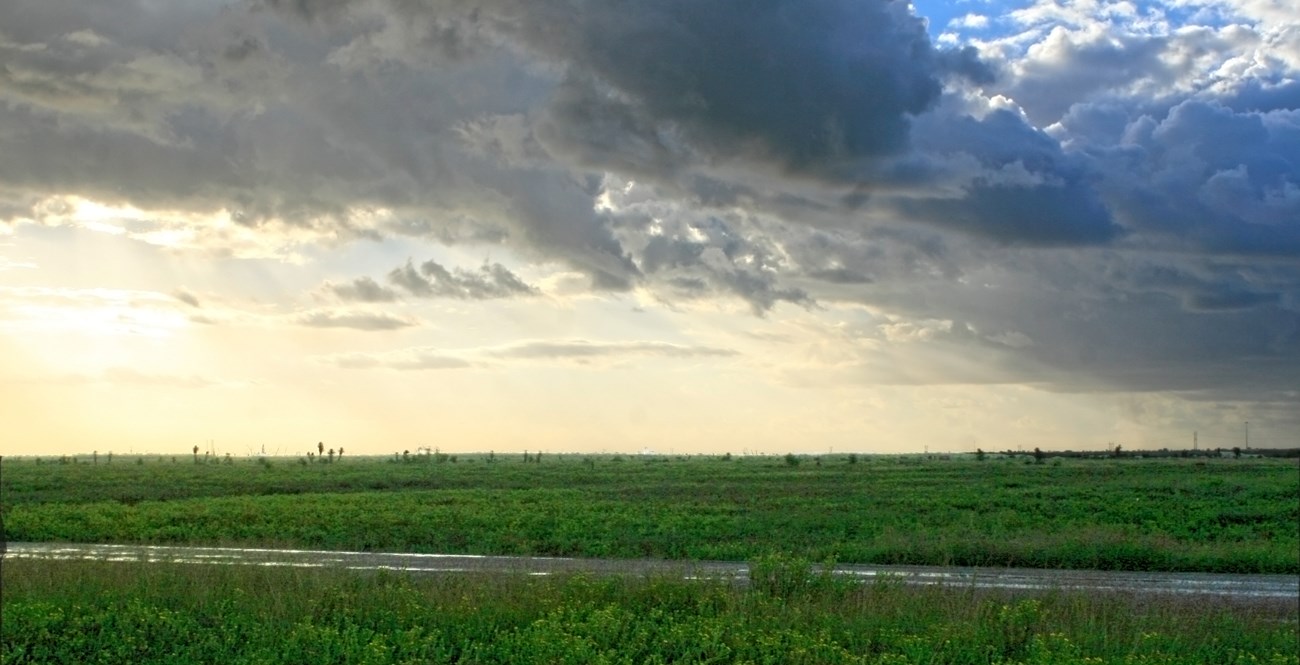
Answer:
[
  {"left": 403, "top": 449, "right": 410, "bottom": 463},
  {"left": 1112, "top": 444, "right": 1123, "bottom": 459},
  {"left": 93, "top": 451, "right": 98, "bottom": 465},
  {"left": 328, "top": 448, "right": 335, "bottom": 463},
  {"left": 193, "top": 445, "right": 200, "bottom": 463},
  {"left": 1033, "top": 448, "right": 1045, "bottom": 464},
  {"left": 975, "top": 448, "right": 986, "bottom": 462},
  {"left": 784, "top": 453, "right": 800, "bottom": 467},
  {"left": 1232, "top": 446, "right": 1242, "bottom": 459},
  {"left": 338, "top": 447, "right": 344, "bottom": 459},
  {"left": 318, "top": 441, "right": 325, "bottom": 456}
]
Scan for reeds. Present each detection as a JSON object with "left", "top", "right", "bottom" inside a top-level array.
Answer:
[{"left": 3, "top": 559, "right": 1296, "bottom": 664}]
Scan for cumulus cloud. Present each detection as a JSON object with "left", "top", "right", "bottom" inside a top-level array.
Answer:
[{"left": 1089, "top": 100, "right": 1300, "bottom": 257}]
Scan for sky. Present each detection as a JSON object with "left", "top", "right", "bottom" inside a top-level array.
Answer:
[{"left": 1, "top": 0, "right": 1296, "bottom": 457}]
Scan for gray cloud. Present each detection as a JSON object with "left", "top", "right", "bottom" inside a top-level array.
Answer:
[
  {"left": 322, "top": 338, "right": 735, "bottom": 370},
  {"left": 378, "top": 0, "right": 991, "bottom": 175},
  {"left": 385, "top": 258, "right": 538, "bottom": 299},
  {"left": 805, "top": 268, "right": 873, "bottom": 285},
  {"left": 634, "top": 223, "right": 812, "bottom": 314},
  {"left": 1062, "top": 99, "right": 1300, "bottom": 258},
  {"left": 486, "top": 339, "right": 738, "bottom": 361},
  {"left": 295, "top": 309, "right": 416, "bottom": 331},
  {"left": 325, "top": 350, "right": 472, "bottom": 371},
  {"left": 172, "top": 289, "right": 202, "bottom": 308},
  {"left": 327, "top": 277, "right": 400, "bottom": 303}
]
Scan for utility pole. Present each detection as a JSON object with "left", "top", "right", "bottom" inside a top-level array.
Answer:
[
  {"left": 1244, "top": 421, "right": 1249, "bottom": 449},
  {"left": 1193, "top": 431, "right": 1198, "bottom": 451}
]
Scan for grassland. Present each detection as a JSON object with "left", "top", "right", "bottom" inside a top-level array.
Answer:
[
  {"left": 3, "top": 557, "right": 1297, "bottom": 665},
  {"left": 3, "top": 454, "right": 1297, "bottom": 573},
  {"left": 4, "top": 454, "right": 1298, "bottom": 664}
]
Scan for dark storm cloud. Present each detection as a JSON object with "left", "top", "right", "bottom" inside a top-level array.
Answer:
[
  {"left": 1065, "top": 99, "right": 1300, "bottom": 258},
  {"left": 1099, "top": 258, "right": 1292, "bottom": 314},
  {"left": 892, "top": 177, "right": 1116, "bottom": 246},
  {"left": 385, "top": 258, "right": 538, "bottom": 300},
  {"left": 399, "top": 0, "right": 992, "bottom": 176},
  {"left": 846, "top": 242, "right": 1300, "bottom": 400},
  {"left": 891, "top": 108, "right": 1120, "bottom": 245}
]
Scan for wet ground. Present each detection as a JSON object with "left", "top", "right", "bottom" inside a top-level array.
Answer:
[{"left": 6, "top": 542, "right": 1298, "bottom": 600}]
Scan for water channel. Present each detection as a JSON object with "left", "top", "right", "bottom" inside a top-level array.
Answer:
[{"left": 7, "top": 542, "right": 1297, "bottom": 601}]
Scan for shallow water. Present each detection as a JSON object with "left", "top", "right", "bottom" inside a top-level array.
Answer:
[{"left": 5, "top": 542, "right": 1297, "bottom": 600}]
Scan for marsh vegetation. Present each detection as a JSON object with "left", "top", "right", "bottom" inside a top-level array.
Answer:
[{"left": 3, "top": 454, "right": 1297, "bottom": 663}]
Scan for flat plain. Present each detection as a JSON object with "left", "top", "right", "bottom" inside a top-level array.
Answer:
[
  {"left": 4, "top": 454, "right": 1297, "bottom": 572},
  {"left": 3, "top": 454, "right": 1298, "bottom": 664}
]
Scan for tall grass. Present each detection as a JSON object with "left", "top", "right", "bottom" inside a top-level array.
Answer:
[{"left": 3, "top": 559, "right": 1295, "bottom": 665}]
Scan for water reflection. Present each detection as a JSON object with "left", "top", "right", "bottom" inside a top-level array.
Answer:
[{"left": 5, "top": 542, "right": 1296, "bottom": 599}]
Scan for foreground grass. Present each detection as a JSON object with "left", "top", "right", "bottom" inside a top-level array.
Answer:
[
  {"left": 3, "top": 559, "right": 1296, "bottom": 665},
  {"left": 4, "top": 455, "right": 1297, "bottom": 573}
]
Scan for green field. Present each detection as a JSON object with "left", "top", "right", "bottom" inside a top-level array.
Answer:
[
  {"left": 3, "top": 454, "right": 1297, "bottom": 573},
  {"left": 4, "top": 557, "right": 1297, "bottom": 665},
  {"left": 4, "top": 454, "right": 1298, "bottom": 664}
]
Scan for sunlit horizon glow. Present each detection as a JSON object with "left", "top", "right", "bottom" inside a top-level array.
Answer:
[{"left": 2, "top": 0, "right": 1297, "bottom": 457}]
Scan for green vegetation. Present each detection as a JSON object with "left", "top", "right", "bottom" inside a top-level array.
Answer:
[
  {"left": 3, "top": 455, "right": 1297, "bottom": 573},
  {"left": 3, "top": 558, "right": 1296, "bottom": 665}
]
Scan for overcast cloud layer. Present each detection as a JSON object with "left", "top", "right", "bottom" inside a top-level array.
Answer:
[{"left": 1, "top": 0, "right": 1296, "bottom": 452}]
